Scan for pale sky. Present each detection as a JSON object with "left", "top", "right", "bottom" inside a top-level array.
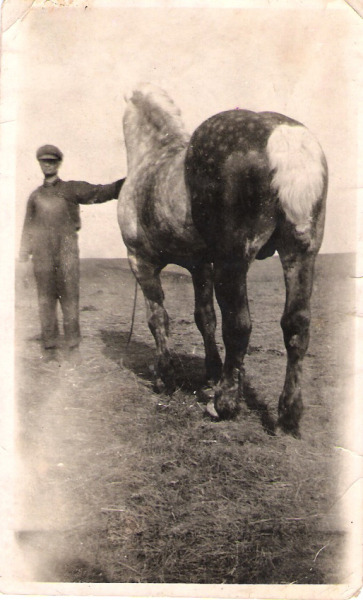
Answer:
[{"left": 2, "top": 0, "right": 362, "bottom": 257}]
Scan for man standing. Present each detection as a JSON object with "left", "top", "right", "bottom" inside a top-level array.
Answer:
[{"left": 19, "top": 145, "right": 124, "bottom": 364}]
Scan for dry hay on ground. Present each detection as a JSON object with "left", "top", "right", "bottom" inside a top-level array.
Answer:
[{"left": 14, "top": 255, "right": 355, "bottom": 583}]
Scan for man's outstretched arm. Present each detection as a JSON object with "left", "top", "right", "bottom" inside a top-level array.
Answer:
[{"left": 70, "top": 178, "right": 125, "bottom": 205}]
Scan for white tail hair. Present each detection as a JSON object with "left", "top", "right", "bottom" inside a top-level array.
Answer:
[{"left": 267, "top": 124, "right": 325, "bottom": 227}]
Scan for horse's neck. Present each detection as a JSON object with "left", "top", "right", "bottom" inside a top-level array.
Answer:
[
  {"left": 124, "top": 138, "right": 153, "bottom": 170},
  {"left": 123, "top": 101, "right": 189, "bottom": 170},
  {"left": 125, "top": 125, "right": 186, "bottom": 171}
]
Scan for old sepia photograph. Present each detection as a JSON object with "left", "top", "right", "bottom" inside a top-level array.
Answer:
[{"left": 0, "top": 0, "right": 362, "bottom": 597}]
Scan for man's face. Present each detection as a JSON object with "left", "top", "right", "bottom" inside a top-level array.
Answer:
[{"left": 39, "top": 158, "right": 61, "bottom": 177}]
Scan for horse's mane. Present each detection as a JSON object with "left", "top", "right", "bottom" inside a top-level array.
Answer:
[{"left": 127, "top": 83, "right": 190, "bottom": 149}]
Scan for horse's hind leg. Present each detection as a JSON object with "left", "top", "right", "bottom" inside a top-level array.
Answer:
[
  {"left": 190, "top": 263, "right": 222, "bottom": 384},
  {"left": 277, "top": 248, "right": 318, "bottom": 437},
  {"left": 128, "top": 253, "right": 175, "bottom": 394},
  {"left": 213, "top": 260, "right": 251, "bottom": 419}
]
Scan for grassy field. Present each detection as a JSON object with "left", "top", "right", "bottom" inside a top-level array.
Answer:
[{"left": 14, "top": 253, "right": 356, "bottom": 585}]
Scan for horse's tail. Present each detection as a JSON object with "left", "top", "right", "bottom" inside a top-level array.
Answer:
[{"left": 266, "top": 124, "right": 326, "bottom": 232}]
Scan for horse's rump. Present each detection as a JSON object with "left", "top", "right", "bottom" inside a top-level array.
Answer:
[
  {"left": 185, "top": 110, "right": 327, "bottom": 255},
  {"left": 185, "top": 111, "right": 278, "bottom": 252}
]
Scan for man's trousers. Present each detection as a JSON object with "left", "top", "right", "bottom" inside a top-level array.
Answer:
[{"left": 32, "top": 233, "right": 81, "bottom": 350}]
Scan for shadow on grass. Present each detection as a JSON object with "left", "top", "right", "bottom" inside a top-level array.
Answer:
[
  {"left": 100, "top": 329, "right": 276, "bottom": 435},
  {"left": 242, "top": 379, "right": 276, "bottom": 436},
  {"left": 100, "top": 329, "right": 206, "bottom": 392}
]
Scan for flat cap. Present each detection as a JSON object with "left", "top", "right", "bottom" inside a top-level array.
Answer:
[{"left": 36, "top": 144, "right": 63, "bottom": 161}]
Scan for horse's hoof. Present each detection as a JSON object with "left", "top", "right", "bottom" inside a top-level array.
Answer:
[
  {"left": 277, "top": 396, "right": 303, "bottom": 438},
  {"left": 213, "top": 386, "right": 240, "bottom": 420},
  {"left": 276, "top": 416, "right": 301, "bottom": 439},
  {"left": 154, "top": 377, "right": 176, "bottom": 396},
  {"left": 205, "top": 400, "right": 219, "bottom": 419},
  {"left": 278, "top": 393, "right": 303, "bottom": 434},
  {"left": 154, "top": 378, "right": 167, "bottom": 394},
  {"left": 198, "top": 385, "right": 215, "bottom": 404},
  {"left": 156, "top": 358, "right": 176, "bottom": 395}
]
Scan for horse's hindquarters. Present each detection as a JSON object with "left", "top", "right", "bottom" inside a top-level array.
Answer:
[
  {"left": 185, "top": 108, "right": 327, "bottom": 434},
  {"left": 185, "top": 111, "right": 279, "bottom": 256}
]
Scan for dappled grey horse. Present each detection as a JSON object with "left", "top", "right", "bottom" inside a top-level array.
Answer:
[{"left": 118, "top": 83, "right": 327, "bottom": 436}]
